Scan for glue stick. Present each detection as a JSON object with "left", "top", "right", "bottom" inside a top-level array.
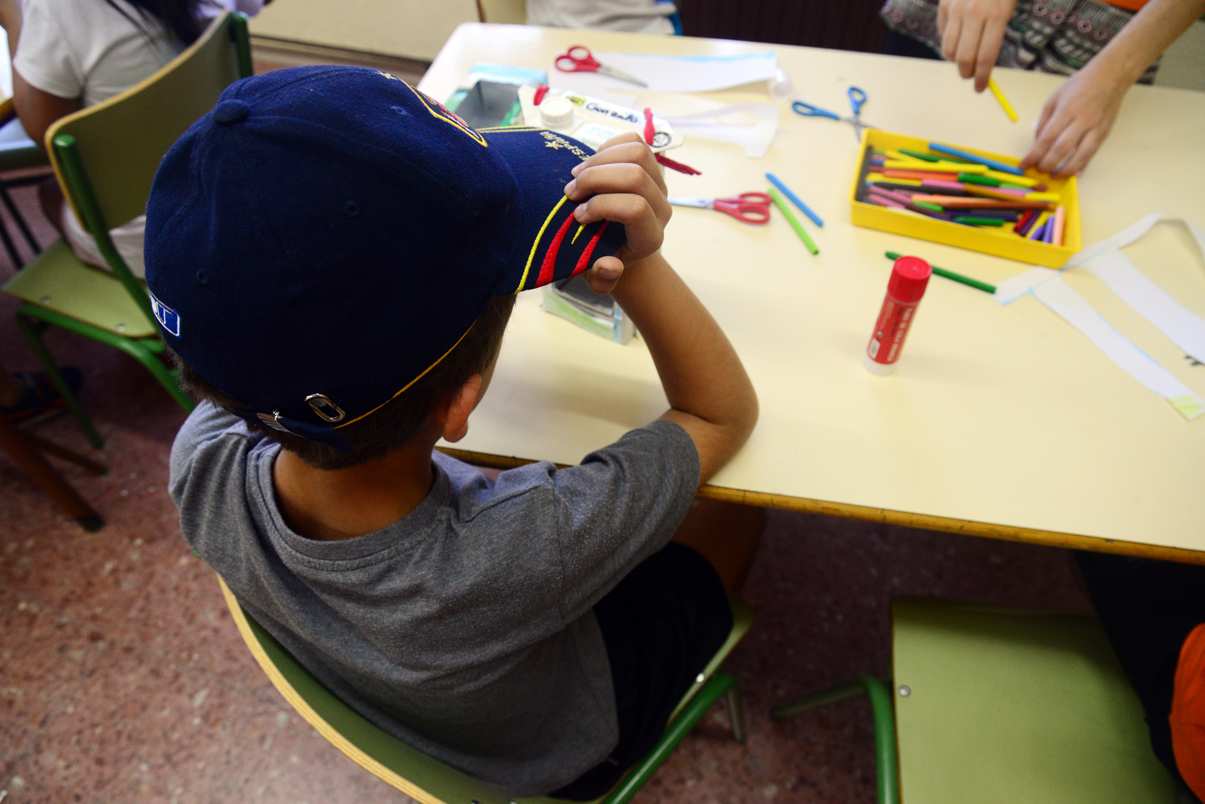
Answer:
[{"left": 865, "top": 255, "right": 932, "bottom": 375}]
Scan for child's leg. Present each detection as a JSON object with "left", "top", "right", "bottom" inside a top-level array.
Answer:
[{"left": 671, "top": 498, "right": 765, "bottom": 596}]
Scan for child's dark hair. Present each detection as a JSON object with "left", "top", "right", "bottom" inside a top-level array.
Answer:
[
  {"left": 103, "top": 0, "right": 205, "bottom": 48},
  {"left": 175, "top": 294, "right": 516, "bottom": 470}
]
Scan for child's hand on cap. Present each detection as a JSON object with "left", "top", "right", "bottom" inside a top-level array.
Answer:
[{"left": 564, "top": 133, "right": 671, "bottom": 295}]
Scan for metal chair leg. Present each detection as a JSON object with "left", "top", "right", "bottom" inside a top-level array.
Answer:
[
  {"left": 0, "top": 196, "right": 23, "bottom": 268},
  {"left": 0, "top": 183, "right": 41, "bottom": 256},
  {"left": 725, "top": 684, "right": 746, "bottom": 744},
  {"left": 15, "top": 313, "right": 104, "bottom": 448}
]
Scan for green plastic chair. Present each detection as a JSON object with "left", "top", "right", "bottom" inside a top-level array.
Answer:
[
  {"left": 1, "top": 13, "right": 253, "bottom": 447},
  {"left": 219, "top": 577, "right": 753, "bottom": 803},
  {"left": 773, "top": 599, "right": 1180, "bottom": 804}
]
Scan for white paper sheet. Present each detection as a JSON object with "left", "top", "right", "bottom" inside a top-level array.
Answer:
[
  {"left": 551, "top": 52, "right": 779, "bottom": 94},
  {"left": 1084, "top": 251, "right": 1205, "bottom": 364},
  {"left": 1031, "top": 277, "right": 1204, "bottom": 421}
]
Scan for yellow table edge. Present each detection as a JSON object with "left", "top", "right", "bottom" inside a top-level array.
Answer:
[{"left": 439, "top": 446, "right": 1205, "bottom": 566}]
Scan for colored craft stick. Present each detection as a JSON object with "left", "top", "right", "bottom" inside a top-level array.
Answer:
[
  {"left": 867, "top": 191, "right": 905, "bottom": 209},
  {"left": 766, "top": 172, "right": 824, "bottom": 228},
  {"left": 1043, "top": 216, "right": 1056, "bottom": 242},
  {"left": 883, "top": 161, "right": 987, "bottom": 174},
  {"left": 869, "top": 186, "right": 913, "bottom": 205},
  {"left": 984, "top": 170, "right": 1038, "bottom": 187},
  {"left": 954, "top": 215, "right": 1006, "bottom": 227},
  {"left": 884, "top": 251, "right": 996, "bottom": 294},
  {"left": 910, "top": 195, "right": 1048, "bottom": 209},
  {"left": 987, "top": 77, "right": 1019, "bottom": 123},
  {"left": 867, "top": 174, "right": 922, "bottom": 187},
  {"left": 1027, "top": 212, "right": 1051, "bottom": 241},
  {"left": 914, "top": 201, "right": 944, "bottom": 212},
  {"left": 883, "top": 169, "right": 976, "bottom": 182},
  {"left": 1016, "top": 209, "right": 1036, "bottom": 232},
  {"left": 1025, "top": 191, "right": 1060, "bottom": 203},
  {"left": 959, "top": 210, "right": 1019, "bottom": 221},
  {"left": 928, "top": 142, "right": 1024, "bottom": 176},
  {"left": 920, "top": 179, "right": 968, "bottom": 193},
  {"left": 767, "top": 187, "right": 820, "bottom": 255},
  {"left": 958, "top": 173, "right": 999, "bottom": 187},
  {"left": 899, "top": 147, "right": 941, "bottom": 162},
  {"left": 962, "top": 185, "right": 1030, "bottom": 201},
  {"left": 1052, "top": 206, "right": 1066, "bottom": 246},
  {"left": 1016, "top": 210, "right": 1040, "bottom": 237}
]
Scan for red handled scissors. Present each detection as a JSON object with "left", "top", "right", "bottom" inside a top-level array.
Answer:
[
  {"left": 554, "top": 44, "right": 648, "bottom": 88},
  {"left": 668, "top": 192, "right": 772, "bottom": 225}
]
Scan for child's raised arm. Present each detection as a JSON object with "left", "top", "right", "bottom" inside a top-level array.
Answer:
[{"left": 565, "top": 135, "right": 758, "bottom": 483}]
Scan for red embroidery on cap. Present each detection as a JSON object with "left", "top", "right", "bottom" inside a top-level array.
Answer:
[
  {"left": 571, "top": 221, "right": 611, "bottom": 278},
  {"left": 535, "top": 213, "right": 576, "bottom": 287}
]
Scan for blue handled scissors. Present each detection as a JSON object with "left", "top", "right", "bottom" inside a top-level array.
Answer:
[{"left": 791, "top": 86, "right": 876, "bottom": 142}]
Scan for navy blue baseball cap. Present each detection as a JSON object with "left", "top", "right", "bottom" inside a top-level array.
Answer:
[{"left": 145, "top": 65, "right": 625, "bottom": 441}]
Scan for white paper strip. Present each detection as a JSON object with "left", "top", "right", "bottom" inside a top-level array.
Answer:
[
  {"left": 1084, "top": 251, "right": 1205, "bottom": 364},
  {"left": 995, "top": 267, "right": 1057, "bottom": 305},
  {"left": 1032, "top": 277, "right": 1204, "bottom": 421}
]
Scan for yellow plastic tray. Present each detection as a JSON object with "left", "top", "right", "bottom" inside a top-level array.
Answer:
[{"left": 848, "top": 129, "right": 1081, "bottom": 267}]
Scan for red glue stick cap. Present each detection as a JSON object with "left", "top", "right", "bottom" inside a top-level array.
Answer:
[{"left": 888, "top": 256, "right": 932, "bottom": 303}]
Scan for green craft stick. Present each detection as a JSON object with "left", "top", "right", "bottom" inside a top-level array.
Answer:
[
  {"left": 954, "top": 215, "right": 1006, "bottom": 226},
  {"left": 957, "top": 173, "right": 1000, "bottom": 187},
  {"left": 914, "top": 201, "right": 944, "bottom": 212},
  {"left": 767, "top": 187, "right": 819, "bottom": 255},
  {"left": 884, "top": 250, "right": 997, "bottom": 294},
  {"left": 899, "top": 147, "right": 940, "bottom": 163}
]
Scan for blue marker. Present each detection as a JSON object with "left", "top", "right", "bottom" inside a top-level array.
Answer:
[
  {"left": 765, "top": 172, "right": 824, "bottom": 228},
  {"left": 927, "top": 143, "right": 1024, "bottom": 176}
]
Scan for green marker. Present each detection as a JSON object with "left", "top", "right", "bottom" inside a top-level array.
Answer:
[
  {"left": 884, "top": 251, "right": 997, "bottom": 294},
  {"left": 768, "top": 187, "right": 819, "bottom": 256},
  {"left": 954, "top": 215, "right": 1006, "bottom": 226},
  {"left": 914, "top": 201, "right": 944, "bottom": 213}
]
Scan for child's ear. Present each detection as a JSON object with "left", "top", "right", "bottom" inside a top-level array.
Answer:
[{"left": 440, "top": 373, "right": 485, "bottom": 443}]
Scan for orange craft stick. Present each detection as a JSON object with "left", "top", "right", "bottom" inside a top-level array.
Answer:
[{"left": 881, "top": 169, "right": 977, "bottom": 181}]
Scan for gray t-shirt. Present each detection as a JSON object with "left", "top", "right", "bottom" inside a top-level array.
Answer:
[{"left": 168, "top": 402, "right": 700, "bottom": 794}]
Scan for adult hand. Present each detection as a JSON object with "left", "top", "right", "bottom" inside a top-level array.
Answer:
[
  {"left": 938, "top": 0, "right": 1017, "bottom": 92},
  {"left": 1020, "top": 63, "right": 1128, "bottom": 176},
  {"left": 563, "top": 132, "right": 671, "bottom": 295}
]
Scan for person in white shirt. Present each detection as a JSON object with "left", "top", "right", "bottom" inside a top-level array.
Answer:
[{"left": 0, "top": 0, "right": 265, "bottom": 277}]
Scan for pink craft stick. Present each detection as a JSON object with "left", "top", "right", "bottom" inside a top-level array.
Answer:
[
  {"left": 921, "top": 179, "right": 964, "bottom": 193},
  {"left": 866, "top": 191, "right": 905, "bottom": 209},
  {"left": 1052, "top": 206, "right": 1066, "bottom": 246},
  {"left": 871, "top": 186, "right": 913, "bottom": 205}
]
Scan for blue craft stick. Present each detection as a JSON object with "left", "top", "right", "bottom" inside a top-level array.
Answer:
[
  {"left": 927, "top": 143, "right": 1024, "bottom": 176},
  {"left": 765, "top": 172, "right": 824, "bottom": 228}
]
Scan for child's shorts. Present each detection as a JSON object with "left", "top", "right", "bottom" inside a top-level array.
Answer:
[{"left": 552, "top": 543, "right": 733, "bottom": 800}]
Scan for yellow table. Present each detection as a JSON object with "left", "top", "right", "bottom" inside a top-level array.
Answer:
[{"left": 420, "top": 23, "right": 1205, "bottom": 563}]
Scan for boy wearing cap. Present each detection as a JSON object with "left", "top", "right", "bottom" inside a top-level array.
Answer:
[{"left": 150, "top": 66, "right": 759, "bottom": 798}]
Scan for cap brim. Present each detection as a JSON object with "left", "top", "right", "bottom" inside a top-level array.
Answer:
[{"left": 483, "top": 127, "right": 626, "bottom": 296}]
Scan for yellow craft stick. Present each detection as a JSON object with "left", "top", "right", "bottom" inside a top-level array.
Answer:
[
  {"left": 867, "top": 173, "right": 922, "bottom": 186},
  {"left": 1025, "top": 191, "right": 1060, "bottom": 202},
  {"left": 987, "top": 77, "right": 1019, "bottom": 123},
  {"left": 984, "top": 170, "right": 1038, "bottom": 187},
  {"left": 882, "top": 160, "right": 988, "bottom": 173}
]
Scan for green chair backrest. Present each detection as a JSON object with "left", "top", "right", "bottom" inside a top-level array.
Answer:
[
  {"left": 891, "top": 599, "right": 1180, "bottom": 804},
  {"left": 44, "top": 12, "right": 251, "bottom": 319},
  {"left": 218, "top": 578, "right": 576, "bottom": 804}
]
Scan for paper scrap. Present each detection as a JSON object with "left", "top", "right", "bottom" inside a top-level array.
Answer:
[
  {"left": 1031, "top": 277, "right": 1204, "bottom": 421},
  {"left": 665, "top": 102, "right": 779, "bottom": 158},
  {"left": 551, "top": 52, "right": 780, "bottom": 94},
  {"left": 1084, "top": 251, "right": 1205, "bottom": 364}
]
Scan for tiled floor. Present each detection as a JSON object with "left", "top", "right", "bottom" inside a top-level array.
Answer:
[{"left": 0, "top": 179, "right": 1092, "bottom": 802}]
